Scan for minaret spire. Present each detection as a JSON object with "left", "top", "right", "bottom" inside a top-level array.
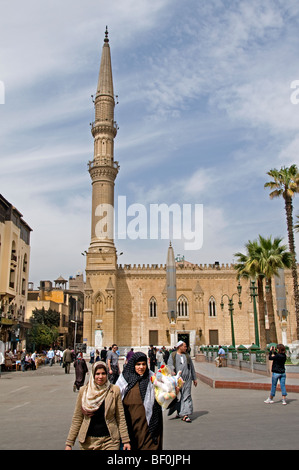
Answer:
[
  {"left": 104, "top": 25, "right": 109, "bottom": 43},
  {"left": 96, "top": 26, "right": 115, "bottom": 103},
  {"left": 87, "top": 27, "right": 119, "bottom": 259}
]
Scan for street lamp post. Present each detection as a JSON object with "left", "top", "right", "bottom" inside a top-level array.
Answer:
[
  {"left": 70, "top": 299, "right": 79, "bottom": 353},
  {"left": 70, "top": 320, "right": 77, "bottom": 353},
  {"left": 249, "top": 279, "right": 260, "bottom": 348},
  {"left": 220, "top": 282, "right": 242, "bottom": 348}
]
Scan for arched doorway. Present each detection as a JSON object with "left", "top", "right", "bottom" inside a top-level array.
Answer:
[{"left": 177, "top": 333, "right": 190, "bottom": 349}]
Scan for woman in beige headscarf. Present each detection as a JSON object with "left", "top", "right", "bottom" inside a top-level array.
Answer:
[{"left": 65, "top": 361, "right": 131, "bottom": 450}]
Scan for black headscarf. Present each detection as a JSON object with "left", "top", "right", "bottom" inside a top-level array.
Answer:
[
  {"left": 122, "top": 351, "right": 161, "bottom": 444},
  {"left": 122, "top": 352, "right": 149, "bottom": 399}
]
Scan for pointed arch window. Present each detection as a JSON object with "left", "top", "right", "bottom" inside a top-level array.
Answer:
[
  {"left": 95, "top": 293, "right": 105, "bottom": 318},
  {"left": 209, "top": 296, "right": 217, "bottom": 317},
  {"left": 177, "top": 295, "right": 188, "bottom": 317},
  {"left": 149, "top": 297, "right": 157, "bottom": 318}
]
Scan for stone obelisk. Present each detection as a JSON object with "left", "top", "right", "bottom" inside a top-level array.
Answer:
[{"left": 166, "top": 242, "right": 177, "bottom": 323}]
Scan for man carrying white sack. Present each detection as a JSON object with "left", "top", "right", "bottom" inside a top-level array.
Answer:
[{"left": 167, "top": 341, "right": 197, "bottom": 423}]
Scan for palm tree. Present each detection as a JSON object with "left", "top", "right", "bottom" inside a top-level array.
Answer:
[
  {"left": 258, "top": 235, "right": 293, "bottom": 344},
  {"left": 295, "top": 214, "right": 299, "bottom": 232},
  {"left": 234, "top": 240, "right": 267, "bottom": 348},
  {"left": 235, "top": 236, "right": 293, "bottom": 345},
  {"left": 265, "top": 165, "right": 299, "bottom": 339}
]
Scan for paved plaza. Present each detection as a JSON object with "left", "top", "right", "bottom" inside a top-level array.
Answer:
[{"left": 0, "top": 360, "right": 298, "bottom": 451}]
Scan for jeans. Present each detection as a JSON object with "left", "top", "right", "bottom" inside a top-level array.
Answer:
[{"left": 271, "top": 373, "right": 287, "bottom": 397}]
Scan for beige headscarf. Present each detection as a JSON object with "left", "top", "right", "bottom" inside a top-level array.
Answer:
[{"left": 81, "top": 361, "right": 111, "bottom": 416}]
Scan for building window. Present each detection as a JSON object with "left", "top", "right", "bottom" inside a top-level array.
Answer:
[
  {"left": 9, "top": 268, "right": 15, "bottom": 289},
  {"left": 149, "top": 297, "right": 157, "bottom": 317},
  {"left": 209, "top": 297, "right": 217, "bottom": 317},
  {"left": 23, "top": 254, "right": 27, "bottom": 273},
  {"left": 11, "top": 240, "right": 17, "bottom": 262},
  {"left": 177, "top": 295, "right": 188, "bottom": 317}
]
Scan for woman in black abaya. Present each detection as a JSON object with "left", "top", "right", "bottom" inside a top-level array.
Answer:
[{"left": 116, "top": 352, "right": 163, "bottom": 450}]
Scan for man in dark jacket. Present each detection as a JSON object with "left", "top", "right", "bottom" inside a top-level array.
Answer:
[
  {"left": 100, "top": 347, "right": 107, "bottom": 362},
  {"left": 63, "top": 346, "right": 74, "bottom": 374}
]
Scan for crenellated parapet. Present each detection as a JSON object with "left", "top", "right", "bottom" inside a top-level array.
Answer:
[{"left": 117, "top": 262, "right": 236, "bottom": 271}]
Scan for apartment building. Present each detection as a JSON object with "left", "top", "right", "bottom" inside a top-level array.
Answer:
[{"left": 0, "top": 194, "right": 32, "bottom": 350}]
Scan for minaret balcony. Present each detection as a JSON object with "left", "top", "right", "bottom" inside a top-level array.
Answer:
[
  {"left": 88, "top": 160, "right": 119, "bottom": 182},
  {"left": 91, "top": 120, "right": 118, "bottom": 138},
  {"left": 88, "top": 160, "right": 119, "bottom": 171}
]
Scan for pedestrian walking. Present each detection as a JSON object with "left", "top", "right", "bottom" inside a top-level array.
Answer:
[
  {"left": 21, "top": 348, "right": 26, "bottom": 372},
  {"left": 116, "top": 351, "right": 163, "bottom": 450},
  {"left": 47, "top": 347, "right": 55, "bottom": 366},
  {"left": 125, "top": 348, "right": 134, "bottom": 365},
  {"left": 65, "top": 361, "right": 131, "bottom": 450},
  {"left": 264, "top": 344, "right": 288, "bottom": 405},
  {"left": 148, "top": 345, "right": 157, "bottom": 372},
  {"left": 167, "top": 340, "right": 197, "bottom": 423},
  {"left": 106, "top": 344, "right": 120, "bottom": 384},
  {"left": 0, "top": 349, "right": 4, "bottom": 376},
  {"left": 56, "top": 348, "right": 63, "bottom": 366},
  {"left": 156, "top": 348, "right": 164, "bottom": 369},
  {"left": 95, "top": 349, "right": 100, "bottom": 362},
  {"left": 89, "top": 349, "right": 95, "bottom": 364},
  {"left": 30, "top": 351, "right": 37, "bottom": 370},
  {"left": 162, "top": 347, "right": 170, "bottom": 364},
  {"left": 73, "top": 353, "right": 89, "bottom": 392},
  {"left": 63, "top": 346, "right": 74, "bottom": 374},
  {"left": 100, "top": 347, "right": 107, "bottom": 362}
]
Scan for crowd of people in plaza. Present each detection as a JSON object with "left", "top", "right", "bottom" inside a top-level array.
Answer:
[
  {"left": 1, "top": 345, "right": 79, "bottom": 373},
  {"left": 1, "top": 339, "right": 290, "bottom": 451},
  {"left": 65, "top": 340, "right": 197, "bottom": 451},
  {"left": 64, "top": 341, "right": 290, "bottom": 451}
]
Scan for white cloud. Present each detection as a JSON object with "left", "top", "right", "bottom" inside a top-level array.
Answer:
[{"left": 278, "top": 136, "right": 299, "bottom": 165}]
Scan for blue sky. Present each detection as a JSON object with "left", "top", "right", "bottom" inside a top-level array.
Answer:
[{"left": 1, "top": 0, "right": 299, "bottom": 287}]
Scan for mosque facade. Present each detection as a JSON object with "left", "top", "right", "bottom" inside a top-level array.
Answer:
[{"left": 82, "top": 30, "right": 298, "bottom": 354}]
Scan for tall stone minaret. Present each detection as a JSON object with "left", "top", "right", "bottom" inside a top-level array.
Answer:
[
  {"left": 88, "top": 26, "right": 119, "bottom": 259},
  {"left": 84, "top": 28, "right": 119, "bottom": 349}
]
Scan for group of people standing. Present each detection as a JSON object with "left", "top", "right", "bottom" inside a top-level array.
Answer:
[
  {"left": 65, "top": 340, "right": 197, "bottom": 451},
  {"left": 147, "top": 345, "right": 172, "bottom": 371}
]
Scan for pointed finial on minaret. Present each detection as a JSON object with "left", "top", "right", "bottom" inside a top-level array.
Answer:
[{"left": 104, "top": 26, "right": 109, "bottom": 43}]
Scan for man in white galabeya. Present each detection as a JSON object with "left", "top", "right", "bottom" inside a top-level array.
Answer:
[{"left": 167, "top": 341, "right": 197, "bottom": 423}]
